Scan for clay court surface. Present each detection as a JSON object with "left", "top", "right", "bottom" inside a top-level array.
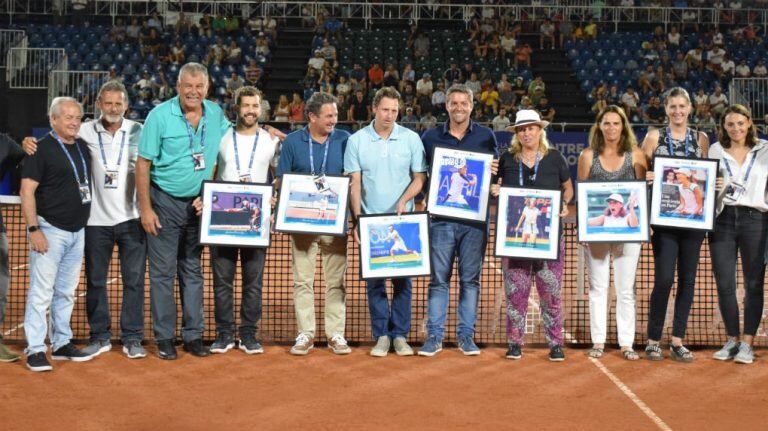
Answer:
[{"left": 1, "top": 345, "right": 767, "bottom": 430}]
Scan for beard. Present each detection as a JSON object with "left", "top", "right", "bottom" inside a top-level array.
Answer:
[{"left": 102, "top": 114, "right": 123, "bottom": 124}]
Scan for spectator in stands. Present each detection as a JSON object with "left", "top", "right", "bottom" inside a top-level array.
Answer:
[
  {"left": 667, "top": 25, "right": 681, "bottom": 46},
  {"left": 474, "top": 33, "right": 489, "bottom": 59},
  {"left": 368, "top": 62, "right": 385, "bottom": 91},
  {"left": 319, "top": 63, "right": 337, "bottom": 85},
  {"left": 319, "top": 39, "right": 336, "bottom": 64},
  {"left": 289, "top": 93, "right": 305, "bottom": 124},
  {"left": 480, "top": 82, "right": 500, "bottom": 115},
  {"left": 126, "top": 17, "right": 140, "bottom": 42},
  {"left": 307, "top": 50, "right": 325, "bottom": 75},
  {"left": 245, "top": 60, "right": 263, "bottom": 87},
  {"left": 147, "top": 12, "right": 163, "bottom": 31},
  {"left": 537, "top": 97, "right": 555, "bottom": 123},
  {"left": 511, "top": 76, "right": 527, "bottom": 100},
  {"left": 514, "top": 43, "right": 533, "bottom": 69},
  {"left": 170, "top": 40, "right": 185, "bottom": 65},
  {"left": 754, "top": 59, "right": 768, "bottom": 77},
  {"left": 443, "top": 62, "right": 462, "bottom": 86},
  {"left": 518, "top": 96, "right": 534, "bottom": 112},
  {"left": 643, "top": 96, "right": 666, "bottom": 124},
  {"left": 212, "top": 13, "right": 227, "bottom": 34},
  {"left": 199, "top": 12, "right": 213, "bottom": 37},
  {"left": 540, "top": 18, "right": 556, "bottom": 50},
  {"left": 592, "top": 94, "right": 608, "bottom": 114},
  {"left": 134, "top": 71, "right": 157, "bottom": 99},
  {"left": 558, "top": 19, "right": 573, "bottom": 49},
  {"left": 697, "top": 107, "right": 717, "bottom": 134},
  {"left": 735, "top": 59, "right": 751, "bottom": 78},
  {"left": 693, "top": 88, "right": 710, "bottom": 119},
  {"left": 348, "top": 90, "right": 371, "bottom": 123},
  {"left": 498, "top": 81, "right": 515, "bottom": 113},
  {"left": 156, "top": 75, "right": 174, "bottom": 102},
  {"left": 414, "top": 32, "right": 430, "bottom": 58},
  {"left": 709, "top": 86, "right": 728, "bottom": 119},
  {"left": 606, "top": 85, "right": 621, "bottom": 106},
  {"left": 335, "top": 75, "right": 351, "bottom": 99},
  {"left": 491, "top": 107, "right": 510, "bottom": 131},
  {"left": 527, "top": 76, "right": 546, "bottom": 102},
  {"left": 500, "top": 29, "right": 517, "bottom": 67},
  {"left": 383, "top": 64, "right": 400, "bottom": 89},
  {"left": 226, "top": 41, "right": 242, "bottom": 65},
  {"left": 400, "top": 63, "right": 416, "bottom": 92},
  {"left": 226, "top": 72, "right": 245, "bottom": 97},
  {"left": 274, "top": 95, "right": 290, "bottom": 122},
  {"left": 584, "top": 19, "right": 598, "bottom": 40},
  {"left": 461, "top": 62, "right": 475, "bottom": 82},
  {"left": 259, "top": 98, "right": 271, "bottom": 122},
  {"left": 109, "top": 18, "right": 127, "bottom": 43},
  {"left": 671, "top": 52, "right": 688, "bottom": 81},
  {"left": 464, "top": 73, "right": 482, "bottom": 102},
  {"left": 432, "top": 82, "right": 447, "bottom": 114},
  {"left": 174, "top": 12, "right": 192, "bottom": 36},
  {"left": 416, "top": 73, "right": 434, "bottom": 99},
  {"left": 401, "top": 107, "right": 419, "bottom": 132},
  {"left": 707, "top": 44, "right": 727, "bottom": 74},
  {"left": 420, "top": 110, "right": 437, "bottom": 132},
  {"left": 324, "top": 15, "right": 343, "bottom": 41},
  {"left": 685, "top": 46, "right": 704, "bottom": 71},
  {"left": 263, "top": 14, "right": 278, "bottom": 41},
  {"left": 621, "top": 86, "right": 641, "bottom": 120},
  {"left": 224, "top": 14, "right": 240, "bottom": 34}
]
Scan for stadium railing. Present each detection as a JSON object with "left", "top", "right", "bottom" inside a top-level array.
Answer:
[
  {"left": 5, "top": 46, "right": 67, "bottom": 89},
  {"left": 730, "top": 77, "right": 768, "bottom": 122}
]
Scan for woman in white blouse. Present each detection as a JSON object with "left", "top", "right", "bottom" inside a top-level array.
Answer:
[{"left": 708, "top": 104, "right": 768, "bottom": 365}]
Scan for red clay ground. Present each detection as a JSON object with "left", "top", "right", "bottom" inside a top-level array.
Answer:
[{"left": 1, "top": 345, "right": 766, "bottom": 431}]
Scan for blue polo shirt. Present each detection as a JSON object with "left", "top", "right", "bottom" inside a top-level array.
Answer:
[
  {"left": 276, "top": 127, "right": 349, "bottom": 177},
  {"left": 139, "top": 96, "right": 231, "bottom": 198},
  {"left": 345, "top": 121, "right": 427, "bottom": 214}
]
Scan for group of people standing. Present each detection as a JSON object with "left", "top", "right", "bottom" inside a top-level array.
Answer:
[{"left": 0, "top": 60, "right": 764, "bottom": 372}]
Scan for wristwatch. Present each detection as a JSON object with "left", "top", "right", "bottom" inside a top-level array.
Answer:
[{"left": 27, "top": 226, "right": 39, "bottom": 233}]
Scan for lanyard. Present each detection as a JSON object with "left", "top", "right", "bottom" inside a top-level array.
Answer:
[
  {"left": 51, "top": 131, "right": 88, "bottom": 185},
  {"left": 96, "top": 125, "right": 127, "bottom": 170},
  {"left": 307, "top": 128, "right": 331, "bottom": 176},
  {"left": 180, "top": 100, "right": 206, "bottom": 152},
  {"left": 666, "top": 127, "right": 689, "bottom": 157},
  {"left": 232, "top": 129, "right": 259, "bottom": 174},
  {"left": 519, "top": 152, "right": 541, "bottom": 186},
  {"left": 723, "top": 149, "right": 759, "bottom": 184}
]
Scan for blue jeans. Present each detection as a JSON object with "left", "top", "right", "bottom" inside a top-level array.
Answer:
[
  {"left": 426, "top": 220, "right": 486, "bottom": 340},
  {"left": 24, "top": 217, "right": 84, "bottom": 354},
  {"left": 366, "top": 278, "right": 412, "bottom": 339}
]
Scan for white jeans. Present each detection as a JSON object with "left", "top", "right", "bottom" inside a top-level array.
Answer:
[{"left": 586, "top": 242, "right": 642, "bottom": 347}]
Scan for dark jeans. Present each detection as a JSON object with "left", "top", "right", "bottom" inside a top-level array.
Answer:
[
  {"left": 426, "top": 220, "right": 486, "bottom": 340},
  {"left": 147, "top": 185, "right": 204, "bottom": 343},
  {"left": 366, "top": 277, "right": 412, "bottom": 339},
  {"left": 0, "top": 233, "right": 8, "bottom": 341},
  {"left": 85, "top": 220, "right": 147, "bottom": 342},
  {"left": 210, "top": 246, "right": 266, "bottom": 338},
  {"left": 709, "top": 206, "right": 768, "bottom": 337},
  {"left": 647, "top": 227, "right": 705, "bottom": 341}
]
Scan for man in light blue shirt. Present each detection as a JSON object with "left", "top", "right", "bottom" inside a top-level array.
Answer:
[
  {"left": 136, "top": 62, "right": 231, "bottom": 360},
  {"left": 344, "top": 87, "right": 427, "bottom": 357}
]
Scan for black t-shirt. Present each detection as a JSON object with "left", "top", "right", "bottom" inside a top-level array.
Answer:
[
  {"left": 498, "top": 148, "right": 570, "bottom": 189},
  {"left": 0, "top": 139, "right": 25, "bottom": 233},
  {"left": 349, "top": 99, "right": 368, "bottom": 121},
  {"left": 21, "top": 134, "right": 91, "bottom": 232},
  {"left": 646, "top": 105, "right": 665, "bottom": 122}
]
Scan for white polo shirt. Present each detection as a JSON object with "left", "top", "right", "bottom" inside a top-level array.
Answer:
[
  {"left": 216, "top": 127, "right": 280, "bottom": 183},
  {"left": 78, "top": 118, "right": 142, "bottom": 226},
  {"left": 710, "top": 139, "right": 768, "bottom": 215}
]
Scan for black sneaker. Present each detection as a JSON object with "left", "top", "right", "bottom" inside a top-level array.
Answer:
[
  {"left": 26, "top": 352, "right": 52, "bottom": 372},
  {"left": 183, "top": 339, "right": 210, "bottom": 357},
  {"left": 51, "top": 343, "right": 95, "bottom": 362},
  {"left": 239, "top": 336, "right": 264, "bottom": 355},
  {"left": 506, "top": 343, "right": 522, "bottom": 360},
  {"left": 210, "top": 333, "right": 235, "bottom": 354},
  {"left": 157, "top": 340, "right": 178, "bottom": 360},
  {"left": 549, "top": 345, "right": 566, "bottom": 362}
]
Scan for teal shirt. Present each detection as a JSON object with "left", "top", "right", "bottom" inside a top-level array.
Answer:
[
  {"left": 138, "top": 96, "right": 231, "bottom": 197},
  {"left": 344, "top": 121, "right": 427, "bottom": 214}
]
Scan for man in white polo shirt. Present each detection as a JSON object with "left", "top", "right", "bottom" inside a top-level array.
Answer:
[{"left": 23, "top": 80, "right": 147, "bottom": 359}]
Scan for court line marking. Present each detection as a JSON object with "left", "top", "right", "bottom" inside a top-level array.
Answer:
[
  {"left": 589, "top": 357, "right": 673, "bottom": 431},
  {"left": 3, "top": 277, "right": 118, "bottom": 337}
]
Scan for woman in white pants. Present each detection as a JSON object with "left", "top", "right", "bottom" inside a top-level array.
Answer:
[{"left": 577, "top": 105, "right": 647, "bottom": 360}]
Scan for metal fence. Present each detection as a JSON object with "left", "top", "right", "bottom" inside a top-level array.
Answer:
[
  {"left": 730, "top": 78, "right": 768, "bottom": 122},
  {"left": 48, "top": 70, "right": 110, "bottom": 117},
  {"left": 5, "top": 47, "right": 67, "bottom": 89},
  {"left": 0, "top": 29, "right": 25, "bottom": 68}
]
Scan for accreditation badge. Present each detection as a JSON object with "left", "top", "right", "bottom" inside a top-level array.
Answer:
[
  {"left": 192, "top": 152, "right": 206, "bottom": 171},
  {"left": 79, "top": 184, "right": 92, "bottom": 204},
  {"left": 104, "top": 170, "right": 119, "bottom": 189}
]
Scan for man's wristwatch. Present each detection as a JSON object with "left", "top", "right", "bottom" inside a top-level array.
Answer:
[{"left": 27, "top": 226, "right": 40, "bottom": 233}]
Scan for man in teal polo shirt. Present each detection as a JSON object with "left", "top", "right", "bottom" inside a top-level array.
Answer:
[
  {"left": 345, "top": 87, "right": 427, "bottom": 357},
  {"left": 136, "top": 62, "right": 231, "bottom": 360}
]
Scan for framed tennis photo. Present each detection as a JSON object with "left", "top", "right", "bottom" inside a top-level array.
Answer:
[
  {"left": 576, "top": 180, "right": 649, "bottom": 243},
  {"left": 200, "top": 181, "right": 273, "bottom": 248},
  {"left": 274, "top": 173, "right": 350, "bottom": 236},
  {"left": 495, "top": 187, "right": 562, "bottom": 260},
  {"left": 650, "top": 156, "right": 718, "bottom": 231},
  {"left": 358, "top": 212, "right": 431, "bottom": 280},
  {"left": 427, "top": 146, "right": 494, "bottom": 222}
]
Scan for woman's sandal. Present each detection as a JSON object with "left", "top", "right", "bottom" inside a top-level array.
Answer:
[
  {"left": 669, "top": 344, "right": 694, "bottom": 363},
  {"left": 587, "top": 347, "right": 604, "bottom": 358},
  {"left": 645, "top": 344, "right": 663, "bottom": 361},
  {"left": 622, "top": 348, "right": 640, "bottom": 361}
]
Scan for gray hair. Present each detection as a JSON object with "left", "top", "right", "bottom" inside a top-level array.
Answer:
[
  {"left": 49, "top": 97, "right": 83, "bottom": 118},
  {"left": 305, "top": 92, "right": 338, "bottom": 117},
  {"left": 177, "top": 62, "right": 209, "bottom": 84},
  {"left": 97, "top": 79, "right": 129, "bottom": 102},
  {"left": 446, "top": 84, "right": 474, "bottom": 102}
]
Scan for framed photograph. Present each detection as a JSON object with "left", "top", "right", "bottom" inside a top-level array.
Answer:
[
  {"left": 200, "top": 181, "right": 273, "bottom": 248},
  {"left": 427, "top": 146, "right": 494, "bottom": 222},
  {"left": 494, "top": 187, "right": 563, "bottom": 261},
  {"left": 274, "top": 173, "right": 350, "bottom": 236},
  {"left": 650, "top": 156, "right": 718, "bottom": 231},
  {"left": 576, "top": 180, "right": 650, "bottom": 243},
  {"left": 358, "top": 212, "right": 431, "bottom": 280}
]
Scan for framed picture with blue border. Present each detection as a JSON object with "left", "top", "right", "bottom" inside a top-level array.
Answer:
[
  {"left": 576, "top": 180, "right": 650, "bottom": 243},
  {"left": 649, "top": 156, "right": 718, "bottom": 232},
  {"left": 426, "top": 146, "right": 494, "bottom": 223},
  {"left": 358, "top": 212, "right": 431, "bottom": 280},
  {"left": 494, "top": 186, "right": 562, "bottom": 261},
  {"left": 200, "top": 181, "right": 273, "bottom": 248},
  {"left": 274, "top": 173, "right": 350, "bottom": 236}
]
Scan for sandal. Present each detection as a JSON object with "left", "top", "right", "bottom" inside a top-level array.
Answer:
[
  {"left": 645, "top": 344, "right": 663, "bottom": 361},
  {"left": 622, "top": 348, "right": 639, "bottom": 361},
  {"left": 587, "top": 347, "right": 604, "bottom": 358},
  {"left": 670, "top": 344, "right": 694, "bottom": 363}
]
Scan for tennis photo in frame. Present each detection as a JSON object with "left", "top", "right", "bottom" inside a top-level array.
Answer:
[
  {"left": 200, "top": 181, "right": 273, "bottom": 247},
  {"left": 495, "top": 187, "right": 562, "bottom": 260},
  {"left": 427, "top": 146, "right": 494, "bottom": 222},
  {"left": 358, "top": 212, "right": 431, "bottom": 280},
  {"left": 274, "top": 173, "right": 350, "bottom": 236},
  {"left": 650, "top": 156, "right": 718, "bottom": 231},
  {"left": 577, "top": 180, "right": 649, "bottom": 243}
]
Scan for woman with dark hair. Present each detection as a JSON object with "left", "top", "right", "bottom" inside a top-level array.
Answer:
[
  {"left": 708, "top": 104, "right": 768, "bottom": 365},
  {"left": 577, "top": 105, "right": 647, "bottom": 360},
  {"left": 640, "top": 87, "right": 710, "bottom": 362}
]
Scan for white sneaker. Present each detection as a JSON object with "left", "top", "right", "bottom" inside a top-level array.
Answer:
[{"left": 328, "top": 334, "right": 351, "bottom": 355}]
